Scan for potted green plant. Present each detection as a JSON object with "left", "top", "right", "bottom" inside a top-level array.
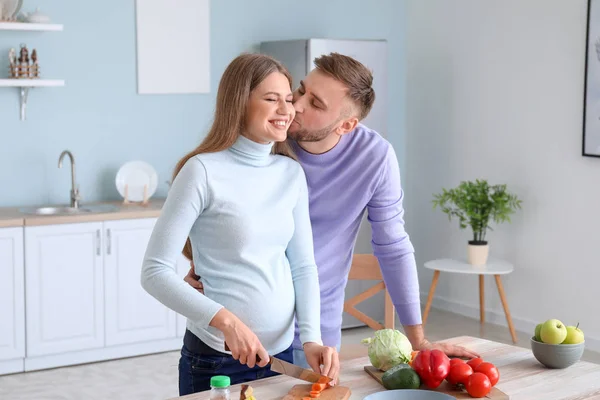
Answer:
[{"left": 432, "top": 179, "right": 522, "bottom": 265}]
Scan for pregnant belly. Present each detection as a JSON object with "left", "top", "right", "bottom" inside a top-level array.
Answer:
[{"left": 208, "top": 284, "right": 296, "bottom": 344}]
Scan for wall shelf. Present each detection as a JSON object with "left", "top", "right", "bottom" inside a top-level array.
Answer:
[
  {"left": 0, "top": 79, "right": 65, "bottom": 120},
  {"left": 0, "top": 22, "right": 63, "bottom": 31},
  {"left": 1, "top": 19, "right": 65, "bottom": 121},
  {"left": 0, "top": 79, "right": 64, "bottom": 87}
]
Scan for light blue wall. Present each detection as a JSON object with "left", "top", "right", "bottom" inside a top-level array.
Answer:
[{"left": 0, "top": 0, "right": 406, "bottom": 207}]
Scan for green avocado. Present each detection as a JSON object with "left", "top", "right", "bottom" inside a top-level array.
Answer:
[{"left": 381, "top": 363, "right": 421, "bottom": 390}]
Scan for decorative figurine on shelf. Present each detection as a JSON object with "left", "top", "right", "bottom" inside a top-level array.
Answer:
[
  {"left": 8, "top": 48, "right": 16, "bottom": 65},
  {"left": 6, "top": 44, "right": 41, "bottom": 79},
  {"left": 18, "top": 44, "right": 29, "bottom": 78},
  {"left": 30, "top": 49, "right": 39, "bottom": 78},
  {"left": 8, "top": 48, "right": 17, "bottom": 78}
]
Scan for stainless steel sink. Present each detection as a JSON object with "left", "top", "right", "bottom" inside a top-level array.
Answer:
[
  {"left": 22, "top": 206, "right": 87, "bottom": 215},
  {"left": 19, "top": 150, "right": 122, "bottom": 217},
  {"left": 81, "top": 204, "right": 120, "bottom": 213},
  {"left": 19, "top": 204, "right": 119, "bottom": 216}
]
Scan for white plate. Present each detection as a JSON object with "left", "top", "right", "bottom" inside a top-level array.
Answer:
[{"left": 115, "top": 161, "right": 158, "bottom": 202}]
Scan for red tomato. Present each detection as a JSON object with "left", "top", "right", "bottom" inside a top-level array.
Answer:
[
  {"left": 446, "top": 363, "right": 473, "bottom": 386},
  {"left": 466, "top": 357, "right": 484, "bottom": 369},
  {"left": 449, "top": 358, "right": 465, "bottom": 367},
  {"left": 475, "top": 362, "right": 499, "bottom": 386},
  {"left": 465, "top": 372, "right": 491, "bottom": 398}
]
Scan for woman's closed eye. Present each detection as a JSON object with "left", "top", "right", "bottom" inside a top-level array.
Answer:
[{"left": 265, "top": 97, "right": 293, "bottom": 104}]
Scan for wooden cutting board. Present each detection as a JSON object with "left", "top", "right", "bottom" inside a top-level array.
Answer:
[
  {"left": 364, "top": 365, "right": 509, "bottom": 399},
  {"left": 282, "top": 384, "right": 351, "bottom": 400}
]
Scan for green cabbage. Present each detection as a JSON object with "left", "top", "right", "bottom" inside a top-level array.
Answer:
[{"left": 361, "top": 329, "right": 413, "bottom": 371}]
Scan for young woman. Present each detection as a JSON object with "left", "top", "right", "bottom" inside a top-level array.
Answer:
[{"left": 140, "top": 53, "right": 339, "bottom": 395}]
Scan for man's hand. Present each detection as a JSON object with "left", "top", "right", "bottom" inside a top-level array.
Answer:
[
  {"left": 403, "top": 324, "right": 479, "bottom": 359},
  {"left": 303, "top": 342, "right": 340, "bottom": 385},
  {"left": 413, "top": 338, "right": 480, "bottom": 359},
  {"left": 184, "top": 262, "right": 204, "bottom": 294}
]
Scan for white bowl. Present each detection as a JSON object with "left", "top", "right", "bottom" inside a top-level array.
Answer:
[{"left": 364, "top": 390, "right": 456, "bottom": 400}]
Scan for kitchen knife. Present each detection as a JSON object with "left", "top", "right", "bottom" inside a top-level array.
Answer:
[
  {"left": 224, "top": 343, "right": 332, "bottom": 384},
  {"left": 269, "top": 356, "right": 332, "bottom": 384}
]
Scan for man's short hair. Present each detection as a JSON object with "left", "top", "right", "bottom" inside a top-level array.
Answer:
[{"left": 313, "top": 52, "right": 375, "bottom": 120}]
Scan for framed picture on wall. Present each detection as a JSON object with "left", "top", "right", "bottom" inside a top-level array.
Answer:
[{"left": 583, "top": 0, "right": 600, "bottom": 157}]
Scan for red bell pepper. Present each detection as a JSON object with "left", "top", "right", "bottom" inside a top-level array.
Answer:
[{"left": 411, "top": 349, "right": 451, "bottom": 388}]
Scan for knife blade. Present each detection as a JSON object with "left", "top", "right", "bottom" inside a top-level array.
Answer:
[
  {"left": 224, "top": 343, "right": 331, "bottom": 384},
  {"left": 269, "top": 356, "right": 332, "bottom": 384}
]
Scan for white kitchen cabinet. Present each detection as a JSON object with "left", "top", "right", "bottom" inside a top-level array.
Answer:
[
  {"left": 25, "top": 222, "right": 104, "bottom": 356},
  {"left": 0, "top": 227, "right": 25, "bottom": 374},
  {"left": 104, "top": 218, "right": 177, "bottom": 346},
  {"left": 0, "top": 210, "right": 186, "bottom": 375}
]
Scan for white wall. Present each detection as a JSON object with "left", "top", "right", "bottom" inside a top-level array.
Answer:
[{"left": 404, "top": 0, "right": 600, "bottom": 352}]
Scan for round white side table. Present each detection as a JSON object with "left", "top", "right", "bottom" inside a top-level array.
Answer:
[{"left": 422, "top": 258, "right": 517, "bottom": 343}]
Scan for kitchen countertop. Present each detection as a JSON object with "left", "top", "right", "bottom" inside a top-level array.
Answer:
[
  {"left": 170, "top": 335, "right": 600, "bottom": 400},
  {"left": 0, "top": 207, "right": 26, "bottom": 228},
  {"left": 0, "top": 198, "right": 165, "bottom": 228}
]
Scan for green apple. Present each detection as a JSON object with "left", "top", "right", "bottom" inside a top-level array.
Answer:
[
  {"left": 534, "top": 323, "right": 543, "bottom": 341},
  {"left": 562, "top": 323, "right": 585, "bottom": 344},
  {"left": 540, "top": 319, "right": 567, "bottom": 344}
]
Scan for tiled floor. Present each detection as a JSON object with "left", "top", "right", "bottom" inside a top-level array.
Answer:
[{"left": 1, "top": 308, "right": 598, "bottom": 400}]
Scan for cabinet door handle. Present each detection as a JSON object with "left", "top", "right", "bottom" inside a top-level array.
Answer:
[
  {"left": 96, "top": 229, "right": 101, "bottom": 256},
  {"left": 106, "top": 229, "right": 112, "bottom": 255}
]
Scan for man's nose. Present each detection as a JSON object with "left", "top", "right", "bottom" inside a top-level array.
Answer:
[{"left": 293, "top": 97, "right": 305, "bottom": 113}]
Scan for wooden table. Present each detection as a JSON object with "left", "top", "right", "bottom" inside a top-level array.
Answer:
[{"left": 170, "top": 336, "right": 600, "bottom": 400}]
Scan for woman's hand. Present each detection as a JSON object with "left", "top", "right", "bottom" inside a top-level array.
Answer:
[
  {"left": 210, "top": 308, "right": 269, "bottom": 369},
  {"left": 303, "top": 342, "right": 340, "bottom": 385}
]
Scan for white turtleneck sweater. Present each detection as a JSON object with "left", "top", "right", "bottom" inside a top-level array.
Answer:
[{"left": 140, "top": 135, "right": 322, "bottom": 355}]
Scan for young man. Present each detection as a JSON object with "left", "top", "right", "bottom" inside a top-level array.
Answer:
[{"left": 185, "top": 52, "right": 478, "bottom": 376}]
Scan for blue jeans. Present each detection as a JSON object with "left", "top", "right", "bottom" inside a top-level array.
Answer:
[
  {"left": 178, "top": 344, "right": 294, "bottom": 395},
  {"left": 292, "top": 343, "right": 341, "bottom": 370}
]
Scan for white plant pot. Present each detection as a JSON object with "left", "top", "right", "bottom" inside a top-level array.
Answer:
[{"left": 467, "top": 242, "right": 489, "bottom": 266}]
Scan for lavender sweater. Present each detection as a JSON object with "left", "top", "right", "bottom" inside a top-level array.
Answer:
[{"left": 290, "top": 124, "right": 422, "bottom": 349}]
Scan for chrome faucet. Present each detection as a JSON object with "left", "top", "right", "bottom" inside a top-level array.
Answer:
[{"left": 58, "top": 150, "right": 81, "bottom": 208}]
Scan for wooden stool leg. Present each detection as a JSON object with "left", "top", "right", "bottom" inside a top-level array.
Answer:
[
  {"left": 479, "top": 275, "right": 485, "bottom": 325},
  {"left": 423, "top": 270, "right": 440, "bottom": 326},
  {"left": 495, "top": 275, "right": 517, "bottom": 343},
  {"left": 384, "top": 291, "right": 395, "bottom": 329}
]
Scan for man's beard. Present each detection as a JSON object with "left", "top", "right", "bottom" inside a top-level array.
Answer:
[{"left": 287, "top": 119, "right": 339, "bottom": 143}]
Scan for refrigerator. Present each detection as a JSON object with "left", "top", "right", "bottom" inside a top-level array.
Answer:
[{"left": 259, "top": 39, "right": 389, "bottom": 329}]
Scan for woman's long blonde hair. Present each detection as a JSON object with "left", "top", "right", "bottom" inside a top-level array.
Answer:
[{"left": 173, "top": 53, "right": 297, "bottom": 261}]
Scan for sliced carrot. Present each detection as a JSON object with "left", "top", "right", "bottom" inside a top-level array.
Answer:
[
  {"left": 317, "top": 377, "right": 330, "bottom": 384},
  {"left": 408, "top": 350, "right": 419, "bottom": 367},
  {"left": 309, "top": 392, "right": 321, "bottom": 398},
  {"left": 312, "top": 383, "right": 327, "bottom": 392}
]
